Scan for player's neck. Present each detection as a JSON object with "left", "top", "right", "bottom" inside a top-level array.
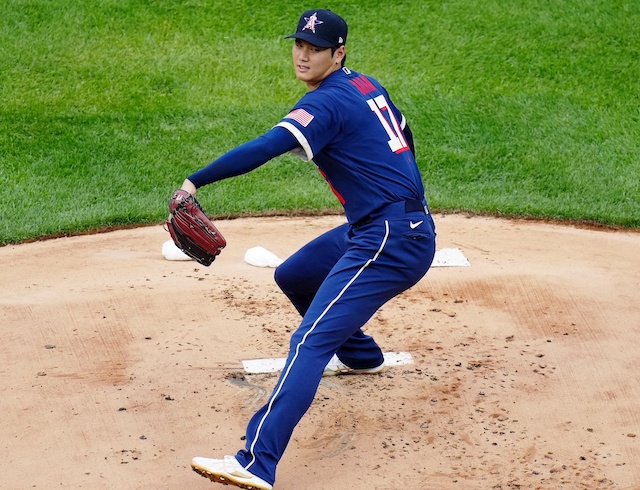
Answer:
[{"left": 305, "top": 64, "right": 342, "bottom": 91}]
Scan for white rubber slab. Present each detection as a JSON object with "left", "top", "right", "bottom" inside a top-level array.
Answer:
[{"left": 242, "top": 351, "right": 414, "bottom": 374}]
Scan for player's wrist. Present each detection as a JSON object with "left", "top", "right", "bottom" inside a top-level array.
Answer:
[{"left": 181, "top": 179, "right": 197, "bottom": 196}]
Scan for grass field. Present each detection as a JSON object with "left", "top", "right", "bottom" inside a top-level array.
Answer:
[{"left": 1, "top": 0, "right": 639, "bottom": 244}]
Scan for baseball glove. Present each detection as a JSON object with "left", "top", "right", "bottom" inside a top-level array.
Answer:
[{"left": 166, "top": 189, "right": 226, "bottom": 266}]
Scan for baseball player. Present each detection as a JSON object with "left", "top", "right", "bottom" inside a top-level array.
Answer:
[{"left": 185, "top": 9, "right": 436, "bottom": 489}]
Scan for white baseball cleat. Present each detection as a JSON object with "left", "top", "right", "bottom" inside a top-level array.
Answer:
[
  {"left": 322, "top": 354, "right": 385, "bottom": 376},
  {"left": 191, "top": 455, "right": 272, "bottom": 490}
]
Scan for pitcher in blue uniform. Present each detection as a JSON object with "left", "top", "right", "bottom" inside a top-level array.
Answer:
[{"left": 186, "top": 9, "right": 436, "bottom": 489}]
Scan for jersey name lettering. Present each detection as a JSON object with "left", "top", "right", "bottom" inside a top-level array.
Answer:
[{"left": 350, "top": 75, "right": 377, "bottom": 95}]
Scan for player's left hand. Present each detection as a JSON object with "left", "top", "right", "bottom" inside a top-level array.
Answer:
[{"left": 165, "top": 189, "right": 226, "bottom": 266}]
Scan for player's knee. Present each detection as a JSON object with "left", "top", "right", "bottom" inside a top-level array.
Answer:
[
  {"left": 275, "top": 261, "right": 308, "bottom": 294},
  {"left": 274, "top": 262, "right": 293, "bottom": 294}
]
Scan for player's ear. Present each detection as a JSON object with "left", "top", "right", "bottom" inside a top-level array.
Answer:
[{"left": 334, "top": 45, "right": 346, "bottom": 64}]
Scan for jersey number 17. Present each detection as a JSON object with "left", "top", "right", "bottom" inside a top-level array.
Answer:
[{"left": 367, "top": 95, "right": 410, "bottom": 154}]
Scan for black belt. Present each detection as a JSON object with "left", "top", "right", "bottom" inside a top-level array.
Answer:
[{"left": 352, "top": 199, "right": 425, "bottom": 228}]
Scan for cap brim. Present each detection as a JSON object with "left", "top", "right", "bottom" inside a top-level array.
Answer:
[{"left": 285, "top": 32, "right": 335, "bottom": 48}]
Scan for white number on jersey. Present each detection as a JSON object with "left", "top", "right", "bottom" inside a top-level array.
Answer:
[{"left": 367, "top": 95, "right": 409, "bottom": 153}]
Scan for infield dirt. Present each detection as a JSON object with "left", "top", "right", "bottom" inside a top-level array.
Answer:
[{"left": 1, "top": 214, "right": 639, "bottom": 489}]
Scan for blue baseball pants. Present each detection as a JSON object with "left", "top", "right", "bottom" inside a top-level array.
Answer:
[{"left": 235, "top": 202, "right": 436, "bottom": 484}]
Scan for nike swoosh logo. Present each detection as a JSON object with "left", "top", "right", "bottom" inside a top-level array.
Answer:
[{"left": 410, "top": 220, "right": 424, "bottom": 229}]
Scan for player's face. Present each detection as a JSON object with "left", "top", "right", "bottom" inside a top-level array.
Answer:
[{"left": 292, "top": 40, "right": 344, "bottom": 90}]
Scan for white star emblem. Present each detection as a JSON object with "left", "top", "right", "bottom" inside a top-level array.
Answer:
[{"left": 303, "top": 12, "right": 323, "bottom": 33}]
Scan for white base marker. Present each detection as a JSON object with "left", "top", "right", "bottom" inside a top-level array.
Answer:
[
  {"left": 242, "top": 351, "right": 414, "bottom": 374},
  {"left": 432, "top": 248, "right": 470, "bottom": 267}
]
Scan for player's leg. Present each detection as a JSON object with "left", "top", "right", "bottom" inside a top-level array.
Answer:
[
  {"left": 325, "top": 330, "right": 384, "bottom": 372},
  {"left": 274, "top": 223, "right": 349, "bottom": 316},
  {"left": 275, "top": 222, "right": 385, "bottom": 368},
  {"left": 327, "top": 215, "right": 437, "bottom": 371},
  {"left": 234, "top": 215, "right": 435, "bottom": 483}
]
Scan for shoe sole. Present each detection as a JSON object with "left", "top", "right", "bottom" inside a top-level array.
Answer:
[
  {"left": 323, "top": 365, "right": 385, "bottom": 376},
  {"left": 192, "top": 461, "right": 269, "bottom": 490}
]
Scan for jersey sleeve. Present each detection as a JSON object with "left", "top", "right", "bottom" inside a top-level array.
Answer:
[
  {"left": 275, "top": 94, "right": 341, "bottom": 162},
  {"left": 188, "top": 126, "right": 299, "bottom": 188}
]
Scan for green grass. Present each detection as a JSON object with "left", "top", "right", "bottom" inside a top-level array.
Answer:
[{"left": 1, "top": 0, "right": 639, "bottom": 244}]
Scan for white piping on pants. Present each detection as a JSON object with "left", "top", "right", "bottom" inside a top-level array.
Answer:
[{"left": 246, "top": 220, "right": 390, "bottom": 470}]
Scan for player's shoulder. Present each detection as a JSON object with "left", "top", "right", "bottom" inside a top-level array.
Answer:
[
  {"left": 322, "top": 67, "right": 371, "bottom": 86},
  {"left": 296, "top": 70, "right": 351, "bottom": 105},
  {"left": 293, "top": 68, "right": 385, "bottom": 112},
  {"left": 327, "top": 67, "right": 387, "bottom": 95},
  {"left": 311, "top": 68, "right": 379, "bottom": 100}
]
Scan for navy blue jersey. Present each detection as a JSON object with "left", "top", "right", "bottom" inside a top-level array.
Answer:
[{"left": 276, "top": 67, "right": 426, "bottom": 225}]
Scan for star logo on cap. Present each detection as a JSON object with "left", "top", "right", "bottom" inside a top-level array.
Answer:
[{"left": 302, "top": 12, "right": 323, "bottom": 33}]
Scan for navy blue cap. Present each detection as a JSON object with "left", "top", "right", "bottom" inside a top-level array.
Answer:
[{"left": 285, "top": 9, "right": 348, "bottom": 49}]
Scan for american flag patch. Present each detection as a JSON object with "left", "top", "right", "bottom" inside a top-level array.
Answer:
[{"left": 285, "top": 108, "right": 314, "bottom": 127}]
